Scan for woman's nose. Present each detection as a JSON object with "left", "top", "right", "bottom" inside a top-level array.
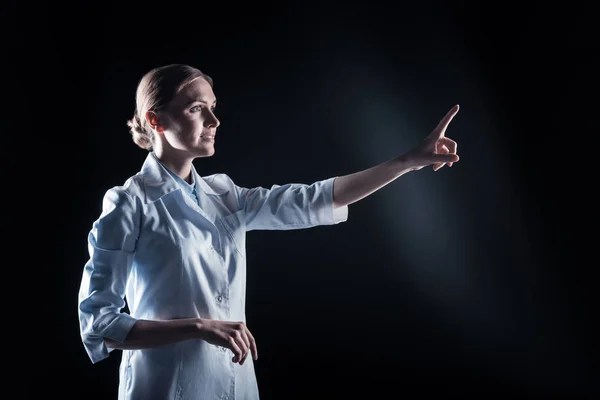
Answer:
[{"left": 205, "top": 110, "right": 220, "bottom": 128}]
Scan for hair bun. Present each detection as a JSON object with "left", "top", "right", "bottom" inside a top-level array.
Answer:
[{"left": 127, "top": 112, "right": 153, "bottom": 150}]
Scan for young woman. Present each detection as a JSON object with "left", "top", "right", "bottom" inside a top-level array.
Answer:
[{"left": 78, "top": 63, "right": 460, "bottom": 400}]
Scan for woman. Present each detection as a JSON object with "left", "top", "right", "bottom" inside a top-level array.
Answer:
[{"left": 78, "top": 63, "right": 459, "bottom": 400}]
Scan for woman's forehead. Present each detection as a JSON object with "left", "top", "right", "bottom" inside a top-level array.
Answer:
[
  {"left": 179, "top": 77, "right": 214, "bottom": 97},
  {"left": 175, "top": 77, "right": 216, "bottom": 105}
]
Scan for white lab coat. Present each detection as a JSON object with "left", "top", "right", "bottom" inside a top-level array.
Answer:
[{"left": 78, "top": 151, "right": 348, "bottom": 399}]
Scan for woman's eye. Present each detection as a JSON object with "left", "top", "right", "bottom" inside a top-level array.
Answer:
[{"left": 190, "top": 105, "right": 216, "bottom": 113}]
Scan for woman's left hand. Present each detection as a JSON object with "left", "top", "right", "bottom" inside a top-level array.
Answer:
[{"left": 403, "top": 104, "right": 460, "bottom": 171}]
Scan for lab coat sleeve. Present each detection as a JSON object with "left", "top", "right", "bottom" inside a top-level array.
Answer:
[
  {"left": 78, "top": 186, "right": 140, "bottom": 364},
  {"left": 235, "top": 176, "right": 348, "bottom": 231}
]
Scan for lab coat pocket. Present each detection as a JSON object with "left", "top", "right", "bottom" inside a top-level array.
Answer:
[{"left": 218, "top": 211, "right": 246, "bottom": 258}]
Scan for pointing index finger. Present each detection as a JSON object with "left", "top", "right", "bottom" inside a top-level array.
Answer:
[
  {"left": 430, "top": 104, "right": 459, "bottom": 140},
  {"left": 439, "top": 104, "right": 459, "bottom": 134}
]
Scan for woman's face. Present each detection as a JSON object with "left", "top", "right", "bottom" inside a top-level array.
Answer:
[{"left": 157, "top": 77, "right": 220, "bottom": 158}]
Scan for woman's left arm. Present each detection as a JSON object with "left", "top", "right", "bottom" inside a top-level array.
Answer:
[{"left": 333, "top": 104, "right": 460, "bottom": 209}]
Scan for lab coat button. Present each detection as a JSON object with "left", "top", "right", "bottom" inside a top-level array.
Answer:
[{"left": 217, "top": 295, "right": 223, "bottom": 302}]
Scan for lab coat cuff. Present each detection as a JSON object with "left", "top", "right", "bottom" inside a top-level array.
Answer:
[
  {"left": 322, "top": 177, "right": 348, "bottom": 225},
  {"left": 104, "top": 313, "right": 138, "bottom": 344},
  {"left": 86, "top": 313, "right": 137, "bottom": 364},
  {"left": 101, "top": 314, "right": 137, "bottom": 360}
]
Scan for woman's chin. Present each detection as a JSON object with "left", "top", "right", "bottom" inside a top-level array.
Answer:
[{"left": 192, "top": 146, "right": 215, "bottom": 158}]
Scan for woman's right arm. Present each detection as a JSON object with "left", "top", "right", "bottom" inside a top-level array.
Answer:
[
  {"left": 107, "top": 318, "right": 258, "bottom": 365},
  {"left": 104, "top": 318, "right": 202, "bottom": 350},
  {"left": 78, "top": 187, "right": 141, "bottom": 364}
]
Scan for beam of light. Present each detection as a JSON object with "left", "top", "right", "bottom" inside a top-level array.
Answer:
[{"left": 313, "top": 40, "right": 584, "bottom": 393}]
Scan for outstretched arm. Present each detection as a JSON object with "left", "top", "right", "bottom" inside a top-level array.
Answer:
[{"left": 333, "top": 104, "right": 460, "bottom": 209}]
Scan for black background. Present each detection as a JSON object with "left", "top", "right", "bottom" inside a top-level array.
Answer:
[{"left": 7, "top": 0, "right": 598, "bottom": 398}]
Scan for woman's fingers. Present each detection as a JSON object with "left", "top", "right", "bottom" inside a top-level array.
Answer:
[
  {"left": 234, "top": 331, "right": 249, "bottom": 363},
  {"left": 433, "top": 137, "right": 459, "bottom": 170},
  {"left": 239, "top": 325, "right": 258, "bottom": 364},
  {"left": 433, "top": 143, "right": 450, "bottom": 171},
  {"left": 428, "top": 104, "right": 459, "bottom": 140},
  {"left": 228, "top": 337, "right": 244, "bottom": 363},
  {"left": 229, "top": 322, "right": 258, "bottom": 365},
  {"left": 239, "top": 327, "right": 252, "bottom": 365},
  {"left": 442, "top": 137, "right": 458, "bottom": 167},
  {"left": 442, "top": 137, "right": 457, "bottom": 153},
  {"left": 246, "top": 327, "right": 258, "bottom": 361}
]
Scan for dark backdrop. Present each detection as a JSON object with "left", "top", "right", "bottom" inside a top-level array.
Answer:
[{"left": 7, "top": 0, "right": 598, "bottom": 398}]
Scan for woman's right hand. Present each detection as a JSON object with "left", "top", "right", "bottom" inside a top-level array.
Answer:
[{"left": 197, "top": 319, "right": 258, "bottom": 365}]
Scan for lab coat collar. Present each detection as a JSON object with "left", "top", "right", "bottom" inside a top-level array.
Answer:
[{"left": 139, "top": 152, "right": 228, "bottom": 203}]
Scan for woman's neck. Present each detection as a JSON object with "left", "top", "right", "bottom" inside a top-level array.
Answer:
[{"left": 154, "top": 151, "right": 194, "bottom": 184}]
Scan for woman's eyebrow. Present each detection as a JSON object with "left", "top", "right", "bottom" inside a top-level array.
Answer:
[{"left": 185, "top": 98, "right": 217, "bottom": 106}]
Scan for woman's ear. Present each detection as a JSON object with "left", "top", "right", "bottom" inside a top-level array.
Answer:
[{"left": 145, "top": 110, "right": 165, "bottom": 133}]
